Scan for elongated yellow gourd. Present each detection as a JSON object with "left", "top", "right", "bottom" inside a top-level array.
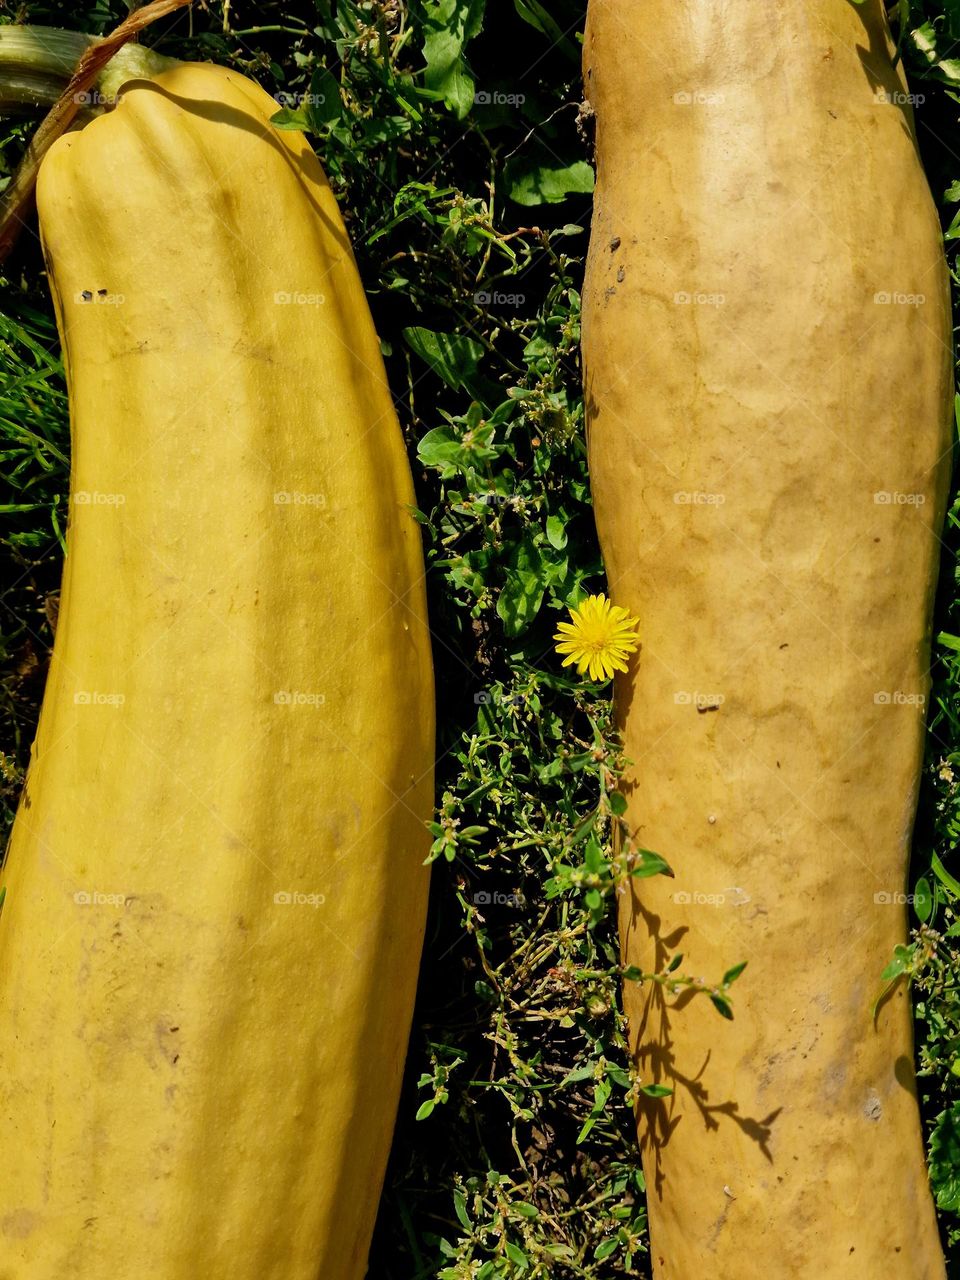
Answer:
[
  {"left": 582, "top": 2, "right": 950, "bottom": 1275},
  {"left": 0, "top": 62, "right": 433, "bottom": 1279}
]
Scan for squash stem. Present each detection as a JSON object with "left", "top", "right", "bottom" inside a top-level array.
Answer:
[
  {"left": 0, "top": 4, "right": 189, "bottom": 262},
  {"left": 0, "top": 25, "right": 179, "bottom": 110}
]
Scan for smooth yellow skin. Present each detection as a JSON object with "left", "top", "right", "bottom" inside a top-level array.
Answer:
[
  {"left": 583, "top": 2, "right": 951, "bottom": 1276},
  {"left": 0, "top": 63, "right": 433, "bottom": 1279}
]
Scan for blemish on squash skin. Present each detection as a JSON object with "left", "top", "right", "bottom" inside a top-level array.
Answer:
[{"left": 2, "top": 1208, "right": 39, "bottom": 1239}]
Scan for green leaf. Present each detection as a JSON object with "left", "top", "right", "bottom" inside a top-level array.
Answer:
[
  {"left": 417, "top": 425, "right": 462, "bottom": 466},
  {"left": 722, "top": 961, "right": 748, "bottom": 988},
  {"left": 453, "top": 1189, "right": 471, "bottom": 1230},
  {"left": 932, "top": 851, "right": 960, "bottom": 900},
  {"left": 930, "top": 1104, "right": 960, "bottom": 1211},
  {"left": 513, "top": 0, "right": 578, "bottom": 58},
  {"left": 504, "top": 1241, "right": 529, "bottom": 1268},
  {"left": 506, "top": 159, "right": 595, "bottom": 207},
  {"left": 510, "top": 1202, "right": 539, "bottom": 1219},
  {"left": 594, "top": 1238, "right": 620, "bottom": 1261},
  {"left": 306, "top": 67, "right": 343, "bottom": 130},
  {"left": 914, "top": 876, "right": 934, "bottom": 923},
  {"left": 416, "top": 1099, "right": 436, "bottom": 1120},
  {"left": 545, "top": 512, "right": 568, "bottom": 549},
  {"left": 630, "top": 849, "right": 672, "bottom": 879},
  {"left": 710, "top": 993, "right": 734, "bottom": 1020},
  {"left": 420, "top": 0, "right": 486, "bottom": 119},
  {"left": 404, "top": 326, "right": 484, "bottom": 391},
  {"left": 608, "top": 791, "right": 628, "bottom": 816},
  {"left": 640, "top": 1082, "right": 673, "bottom": 1098},
  {"left": 881, "top": 943, "right": 915, "bottom": 982},
  {"left": 583, "top": 834, "right": 604, "bottom": 873},
  {"left": 497, "top": 540, "right": 547, "bottom": 636},
  {"left": 270, "top": 107, "right": 311, "bottom": 132}
]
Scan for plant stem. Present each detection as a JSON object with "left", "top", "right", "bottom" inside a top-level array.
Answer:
[
  {"left": 0, "top": 25, "right": 180, "bottom": 112},
  {"left": 0, "top": 10, "right": 187, "bottom": 262}
]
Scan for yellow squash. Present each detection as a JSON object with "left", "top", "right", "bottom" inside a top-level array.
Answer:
[
  {"left": 0, "top": 62, "right": 433, "bottom": 1279},
  {"left": 582, "top": 1, "right": 951, "bottom": 1275}
]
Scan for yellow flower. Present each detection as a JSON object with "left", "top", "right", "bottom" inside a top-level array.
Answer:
[{"left": 553, "top": 593, "right": 641, "bottom": 681}]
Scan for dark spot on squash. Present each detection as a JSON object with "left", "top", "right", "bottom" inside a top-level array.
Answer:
[{"left": 609, "top": 237, "right": 621, "bottom": 252}]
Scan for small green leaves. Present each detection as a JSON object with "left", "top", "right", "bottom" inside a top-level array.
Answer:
[
  {"left": 608, "top": 790, "right": 628, "bottom": 816},
  {"left": 405, "top": 326, "right": 484, "bottom": 393},
  {"left": 872, "top": 942, "right": 919, "bottom": 1021},
  {"left": 915, "top": 876, "right": 934, "bottom": 923},
  {"left": 710, "top": 993, "right": 734, "bottom": 1021},
  {"left": 505, "top": 158, "right": 596, "bottom": 207},
  {"left": 630, "top": 848, "right": 672, "bottom": 879},
  {"left": 930, "top": 1105, "right": 960, "bottom": 1211},
  {"left": 722, "top": 961, "right": 748, "bottom": 987},
  {"left": 419, "top": 0, "right": 486, "bottom": 118}
]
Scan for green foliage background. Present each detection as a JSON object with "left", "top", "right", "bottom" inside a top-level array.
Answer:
[{"left": 2, "top": 1, "right": 960, "bottom": 1275}]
